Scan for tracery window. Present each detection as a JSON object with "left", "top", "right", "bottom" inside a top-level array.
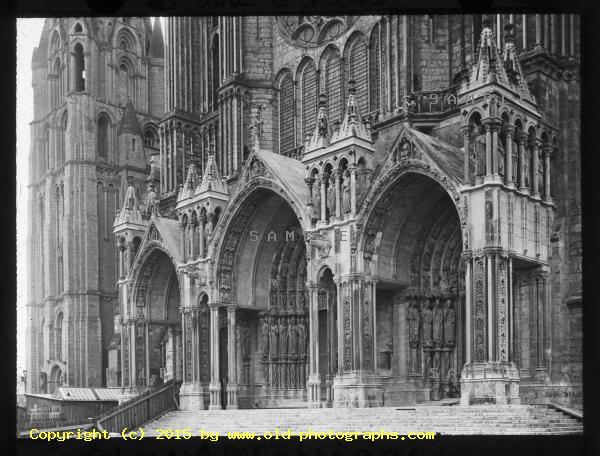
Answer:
[
  {"left": 369, "top": 23, "right": 381, "bottom": 113},
  {"left": 97, "top": 114, "right": 110, "bottom": 160},
  {"left": 73, "top": 43, "right": 85, "bottom": 92},
  {"left": 300, "top": 60, "right": 317, "bottom": 140},
  {"left": 278, "top": 73, "right": 295, "bottom": 154},
  {"left": 348, "top": 34, "right": 369, "bottom": 115},
  {"left": 323, "top": 50, "right": 343, "bottom": 124}
]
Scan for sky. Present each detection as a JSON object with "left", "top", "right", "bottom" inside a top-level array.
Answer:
[{"left": 16, "top": 18, "right": 45, "bottom": 375}]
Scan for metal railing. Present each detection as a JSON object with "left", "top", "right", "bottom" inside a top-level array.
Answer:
[{"left": 92, "top": 381, "right": 179, "bottom": 433}]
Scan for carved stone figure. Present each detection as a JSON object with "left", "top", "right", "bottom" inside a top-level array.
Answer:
[
  {"left": 297, "top": 316, "right": 307, "bottom": 355},
  {"left": 407, "top": 298, "right": 421, "bottom": 375},
  {"left": 523, "top": 149, "right": 530, "bottom": 187},
  {"left": 269, "top": 315, "right": 278, "bottom": 360},
  {"left": 341, "top": 170, "right": 351, "bottom": 214},
  {"left": 443, "top": 298, "right": 456, "bottom": 348},
  {"left": 313, "top": 177, "right": 322, "bottom": 220},
  {"left": 278, "top": 316, "right": 288, "bottom": 356},
  {"left": 473, "top": 125, "right": 486, "bottom": 176},
  {"left": 432, "top": 298, "right": 444, "bottom": 348},
  {"left": 421, "top": 299, "right": 433, "bottom": 348},
  {"left": 326, "top": 175, "right": 335, "bottom": 219},
  {"left": 537, "top": 150, "right": 544, "bottom": 194}
]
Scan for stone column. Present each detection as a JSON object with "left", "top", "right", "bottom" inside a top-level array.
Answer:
[
  {"left": 542, "top": 145, "right": 553, "bottom": 202},
  {"left": 334, "top": 169, "right": 342, "bottom": 221},
  {"left": 306, "top": 282, "right": 321, "bottom": 407},
  {"left": 460, "top": 252, "right": 519, "bottom": 405},
  {"left": 517, "top": 131, "right": 528, "bottom": 192},
  {"left": 535, "top": 14, "right": 543, "bottom": 49},
  {"left": 504, "top": 125, "right": 515, "bottom": 187},
  {"left": 208, "top": 303, "right": 221, "bottom": 409},
  {"left": 461, "top": 125, "right": 471, "bottom": 185},
  {"left": 198, "top": 215, "right": 207, "bottom": 259},
  {"left": 332, "top": 276, "right": 383, "bottom": 408},
  {"left": 531, "top": 139, "right": 541, "bottom": 197},
  {"left": 226, "top": 307, "right": 239, "bottom": 409}
]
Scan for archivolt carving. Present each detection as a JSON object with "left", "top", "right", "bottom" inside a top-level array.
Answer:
[{"left": 355, "top": 161, "right": 464, "bottom": 258}]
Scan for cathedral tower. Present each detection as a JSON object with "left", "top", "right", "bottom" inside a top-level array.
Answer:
[{"left": 26, "top": 17, "right": 164, "bottom": 392}]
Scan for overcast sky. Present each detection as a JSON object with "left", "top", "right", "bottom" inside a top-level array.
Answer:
[{"left": 17, "top": 18, "right": 45, "bottom": 375}]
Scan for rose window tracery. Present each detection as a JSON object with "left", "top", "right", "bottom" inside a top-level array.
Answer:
[{"left": 276, "top": 16, "right": 356, "bottom": 48}]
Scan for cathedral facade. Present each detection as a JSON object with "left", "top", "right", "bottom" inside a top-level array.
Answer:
[{"left": 27, "top": 15, "right": 582, "bottom": 410}]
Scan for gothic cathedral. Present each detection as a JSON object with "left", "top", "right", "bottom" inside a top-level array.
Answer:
[{"left": 27, "top": 15, "right": 582, "bottom": 409}]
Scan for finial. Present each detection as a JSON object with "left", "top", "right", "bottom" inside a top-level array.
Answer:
[
  {"left": 319, "top": 91, "right": 327, "bottom": 108},
  {"left": 482, "top": 17, "right": 492, "bottom": 30},
  {"left": 504, "top": 23, "right": 515, "bottom": 42}
]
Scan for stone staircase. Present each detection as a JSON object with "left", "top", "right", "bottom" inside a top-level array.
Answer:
[{"left": 143, "top": 404, "right": 582, "bottom": 436}]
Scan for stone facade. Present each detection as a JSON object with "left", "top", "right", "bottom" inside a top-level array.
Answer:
[{"left": 27, "top": 15, "right": 581, "bottom": 410}]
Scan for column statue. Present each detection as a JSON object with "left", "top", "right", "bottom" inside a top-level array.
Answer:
[
  {"left": 341, "top": 170, "right": 351, "bottom": 214},
  {"left": 289, "top": 315, "right": 298, "bottom": 388},
  {"left": 259, "top": 314, "right": 270, "bottom": 384},
  {"left": 432, "top": 297, "right": 444, "bottom": 349},
  {"left": 269, "top": 314, "right": 279, "bottom": 387},
  {"left": 278, "top": 315, "right": 288, "bottom": 389},
  {"left": 407, "top": 297, "right": 421, "bottom": 375},
  {"left": 421, "top": 298, "right": 434, "bottom": 381},
  {"left": 326, "top": 175, "right": 335, "bottom": 221}
]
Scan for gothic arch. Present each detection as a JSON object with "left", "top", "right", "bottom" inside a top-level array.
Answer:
[
  {"left": 356, "top": 164, "right": 465, "bottom": 261},
  {"left": 211, "top": 180, "right": 309, "bottom": 305}
]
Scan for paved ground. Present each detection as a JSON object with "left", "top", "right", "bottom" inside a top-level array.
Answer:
[{"left": 142, "top": 404, "right": 583, "bottom": 436}]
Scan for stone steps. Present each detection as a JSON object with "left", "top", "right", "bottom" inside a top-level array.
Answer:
[{"left": 142, "top": 405, "right": 582, "bottom": 436}]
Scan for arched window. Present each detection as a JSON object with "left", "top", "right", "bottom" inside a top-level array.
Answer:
[
  {"left": 143, "top": 125, "right": 159, "bottom": 148},
  {"left": 369, "top": 23, "right": 381, "bottom": 113},
  {"left": 323, "top": 50, "right": 343, "bottom": 124},
  {"left": 117, "top": 28, "right": 135, "bottom": 52},
  {"left": 40, "top": 319, "right": 45, "bottom": 367},
  {"left": 42, "top": 126, "right": 50, "bottom": 175},
  {"left": 53, "top": 59, "right": 61, "bottom": 108},
  {"left": 118, "top": 60, "right": 133, "bottom": 104},
  {"left": 55, "top": 312, "right": 63, "bottom": 360},
  {"left": 73, "top": 43, "right": 85, "bottom": 91},
  {"left": 57, "top": 245, "right": 64, "bottom": 294},
  {"left": 211, "top": 35, "right": 220, "bottom": 111},
  {"left": 348, "top": 35, "right": 369, "bottom": 115},
  {"left": 278, "top": 72, "right": 295, "bottom": 154},
  {"left": 97, "top": 115, "right": 110, "bottom": 160},
  {"left": 59, "top": 112, "right": 67, "bottom": 164},
  {"left": 74, "top": 22, "right": 82, "bottom": 33},
  {"left": 300, "top": 59, "right": 317, "bottom": 140}
]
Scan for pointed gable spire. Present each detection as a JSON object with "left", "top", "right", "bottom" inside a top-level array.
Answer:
[
  {"left": 118, "top": 98, "right": 143, "bottom": 137},
  {"left": 306, "top": 92, "right": 332, "bottom": 152},
  {"left": 178, "top": 162, "right": 198, "bottom": 200},
  {"left": 502, "top": 23, "right": 535, "bottom": 102},
  {"left": 116, "top": 179, "right": 144, "bottom": 226},
  {"left": 149, "top": 17, "right": 164, "bottom": 59},
  {"left": 469, "top": 17, "right": 510, "bottom": 87},
  {"left": 197, "top": 141, "right": 228, "bottom": 195},
  {"left": 331, "top": 80, "right": 372, "bottom": 143}
]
